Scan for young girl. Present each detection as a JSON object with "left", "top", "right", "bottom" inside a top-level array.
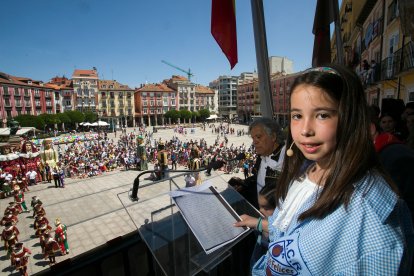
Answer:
[{"left": 235, "top": 64, "right": 413, "bottom": 275}]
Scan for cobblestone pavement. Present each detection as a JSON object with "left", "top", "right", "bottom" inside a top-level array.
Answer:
[{"left": 0, "top": 124, "right": 251, "bottom": 275}]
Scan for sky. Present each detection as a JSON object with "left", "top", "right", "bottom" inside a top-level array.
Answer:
[{"left": 1, "top": 0, "right": 317, "bottom": 88}]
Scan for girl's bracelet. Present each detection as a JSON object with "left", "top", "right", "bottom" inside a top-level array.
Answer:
[{"left": 256, "top": 217, "right": 263, "bottom": 233}]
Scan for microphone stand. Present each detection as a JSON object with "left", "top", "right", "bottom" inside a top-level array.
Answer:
[
  {"left": 128, "top": 168, "right": 208, "bottom": 201},
  {"left": 128, "top": 153, "right": 245, "bottom": 202}
]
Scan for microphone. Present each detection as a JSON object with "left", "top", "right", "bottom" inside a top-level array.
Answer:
[{"left": 286, "top": 141, "right": 295, "bottom": 157}]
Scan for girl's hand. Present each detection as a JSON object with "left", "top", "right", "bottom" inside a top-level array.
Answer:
[{"left": 234, "top": 214, "right": 259, "bottom": 229}]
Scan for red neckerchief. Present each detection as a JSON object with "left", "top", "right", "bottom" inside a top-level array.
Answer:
[{"left": 374, "top": 132, "right": 402, "bottom": 152}]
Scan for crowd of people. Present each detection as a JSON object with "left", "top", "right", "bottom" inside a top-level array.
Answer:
[{"left": 0, "top": 121, "right": 256, "bottom": 201}]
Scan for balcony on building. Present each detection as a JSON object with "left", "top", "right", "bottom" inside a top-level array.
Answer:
[
  {"left": 393, "top": 41, "right": 414, "bottom": 76},
  {"left": 378, "top": 41, "right": 414, "bottom": 83}
]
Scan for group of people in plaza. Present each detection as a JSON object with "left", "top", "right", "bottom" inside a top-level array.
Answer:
[
  {"left": 1, "top": 187, "right": 69, "bottom": 275},
  {"left": 0, "top": 138, "right": 66, "bottom": 198}
]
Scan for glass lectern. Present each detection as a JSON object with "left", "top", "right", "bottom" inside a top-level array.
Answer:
[{"left": 117, "top": 171, "right": 259, "bottom": 276}]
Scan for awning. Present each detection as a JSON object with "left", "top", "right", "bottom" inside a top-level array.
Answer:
[
  {"left": 0, "top": 127, "right": 38, "bottom": 136},
  {"left": 91, "top": 120, "right": 109, "bottom": 126},
  {"left": 17, "top": 127, "right": 37, "bottom": 135},
  {"left": 206, "top": 115, "right": 219, "bottom": 120}
]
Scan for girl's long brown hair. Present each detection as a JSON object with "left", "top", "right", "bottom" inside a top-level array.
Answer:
[{"left": 276, "top": 64, "right": 398, "bottom": 220}]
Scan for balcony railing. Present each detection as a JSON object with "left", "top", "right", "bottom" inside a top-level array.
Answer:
[
  {"left": 380, "top": 41, "right": 414, "bottom": 81},
  {"left": 393, "top": 41, "right": 414, "bottom": 75}
]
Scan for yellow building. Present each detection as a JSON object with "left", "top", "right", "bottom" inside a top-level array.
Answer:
[
  {"left": 97, "top": 80, "right": 135, "bottom": 128},
  {"left": 334, "top": 0, "right": 414, "bottom": 109}
]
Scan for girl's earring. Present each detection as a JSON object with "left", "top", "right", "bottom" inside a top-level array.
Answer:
[{"left": 286, "top": 142, "right": 295, "bottom": 157}]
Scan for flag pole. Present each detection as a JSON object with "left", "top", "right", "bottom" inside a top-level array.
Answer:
[{"left": 251, "top": 0, "right": 274, "bottom": 119}]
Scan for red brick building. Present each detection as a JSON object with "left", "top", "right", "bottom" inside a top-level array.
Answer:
[
  {"left": 0, "top": 72, "right": 56, "bottom": 127},
  {"left": 135, "top": 83, "right": 177, "bottom": 126}
]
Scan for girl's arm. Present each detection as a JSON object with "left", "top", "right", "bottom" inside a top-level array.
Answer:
[{"left": 234, "top": 214, "right": 269, "bottom": 234}]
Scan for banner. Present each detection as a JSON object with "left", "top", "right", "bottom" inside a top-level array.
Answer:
[{"left": 211, "top": 0, "right": 238, "bottom": 69}]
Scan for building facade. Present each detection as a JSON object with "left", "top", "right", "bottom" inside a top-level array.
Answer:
[
  {"left": 0, "top": 72, "right": 56, "bottom": 127},
  {"left": 333, "top": 0, "right": 414, "bottom": 108},
  {"left": 48, "top": 76, "right": 74, "bottom": 113},
  {"left": 194, "top": 85, "right": 215, "bottom": 112},
  {"left": 135, "top": 83, "right": 177, "bottom": 126},
  {"left": 72, "top": 68, "right": 98, "bottom": 113},
  {"left": 237, "top": 72, "right": 298, "bottom": 127},
  {"left": 98, "top": 80, "right": 135, "bottom": 128},
  {"left": 134, "top": 76, "right": 215, "bottom": 126},
  {"left": 211, "top": 75, "right": 239, "bottom": 119},
  {"left": 269, "top": 56, "right": 294, "bottom": 74}
]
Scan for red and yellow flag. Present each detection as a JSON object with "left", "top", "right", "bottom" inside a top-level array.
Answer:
[{"left": 211, "top": 0, "right": 238, "bottom": 69}]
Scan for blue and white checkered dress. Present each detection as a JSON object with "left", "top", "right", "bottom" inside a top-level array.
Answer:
[{"left": 252, "top": 172, "right": 414, "bottom": 275}]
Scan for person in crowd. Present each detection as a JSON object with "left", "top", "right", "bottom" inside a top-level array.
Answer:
[
  {"left": 360, "top": 59, "right": 370, "bottom": 84},
  {"left": 380, "top": 112, "right": 398, "bottom": 133},
  {"left": 25, "top": 168, "right": 37, "bottom": 186},
  {"left": 30, "top": 196, "right": 42, "bottom": 218},
  {"left": 171, "top": 149, "right": 178, "bottom": 170},
  {"left": 136, "top": 135, "right": 148, "bottom": 170},
  {"left": 10, "top": 242, "right": 31, "bottom": 276},
  {"left": 13, "top": 185, "right": 28, "bottom": 213},
  {"left": 235, "top": 65, "right": 413, "bottom": 275},
  {"left": 367, "top": 59, "right": 377, "bottom": 84},
  {"left": 52, "top": 167, "right": 61, "bottom": 188},
  {"left": 229, "top": 117, "right": 285, "bottom": 209},
  {"left": 189, "top": 145, "right": 202, "bottom": 185},
  {"left": 33, "top": 200, "right": 46, "bottom": 219},
  {"left": 4, "top": 202, "right": 20, "bottom": 217},
  {"left": 370, "top": 106, "right": 414, "bottom": 224},
  {"left": 1, "top": 210, "right": 19, "bottom": 226},
  {"left": 401, "top": 102, "right": 414, "bottom": 122},
  {"left": 380, "top": 112, "right": 406, "bottom": 141},
  {"left": 184, "top": 173, "right": 196, "bottom": 187},
  {"left": 44, "top": 162, "right": 51, "bottom": 183},
  {"left": 123, "top": 154, "right": 130, "bottom": 171},
  {"left": 59, "top": 164, "right": 65, "bottom": 188},
  {"left": 34, "top": 214, "right": 51, "bottom": 236},
  {"left": 43, "top": 233, "right": 60, "bottom": 266},
  {"left": 54, "top": 218, "right": 69, "bottom": 255},
  {"left": 157, "top": 142, "right": 169, "bottom": 179},
  {"left": 2, "top": 221, "right": 20, "bottom": 258},
  {"left": 243, "top": 159, "right": 250, "bottom": 179}
]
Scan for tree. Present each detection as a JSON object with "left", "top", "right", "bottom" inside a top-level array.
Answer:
[
  {"left": 171, "top": 110, "right": 180, "bottom": 123},
  {"left": 179, "top": 110, "right": 192, "bottom": 124},
  {"left": 198, "top": 109, "right": 211, "bottom": 121},
  {"left": 164, "top": 110, "right": 180, "bottom": 124},
  {"left": 65, "top": 111, "right": 85, "bottom": 124},
  {"left": 164, "top": 110, "right": 173, "bottom": 120},
  {"left": 14, "top": 114, "right": 45, "bottom": 130},
  {"left": 57, "top": 112, "right": 71, "bottom": 131},
  {"left": 84, "top": 111, "right": 97, "bottom": 123},
  {"left": 192, "top": 111, "right": 200, "bottom": 123},
  {"left": 39, "top": 114, "right": 60, "bottom": 130}
]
